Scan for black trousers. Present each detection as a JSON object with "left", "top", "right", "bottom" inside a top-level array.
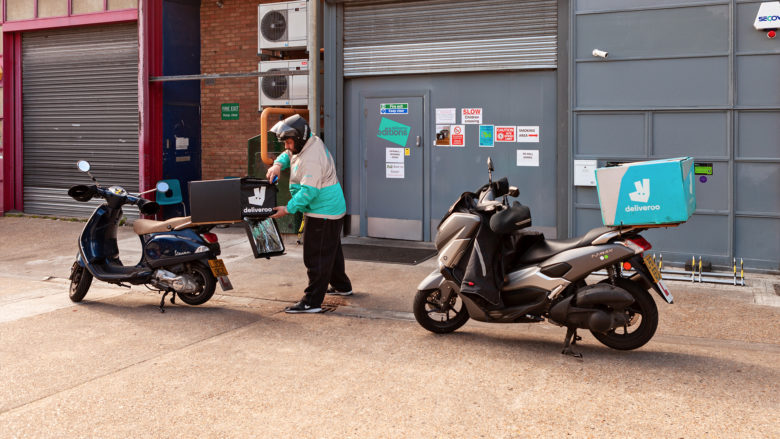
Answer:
[{"left": 302, "top": 216, "right": 352, "bottom": 307}]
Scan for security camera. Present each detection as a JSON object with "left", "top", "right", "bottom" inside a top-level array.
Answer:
[{"left": 592, "top": 49, "right": 608, "bottom": 59}]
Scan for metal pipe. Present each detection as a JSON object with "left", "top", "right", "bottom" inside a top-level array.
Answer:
[
  {"left": 308, "top": 0, "right": 320, "bottom": 136},
  {"left": 149, "top": 70, "right": 308, "bottom": 82}
]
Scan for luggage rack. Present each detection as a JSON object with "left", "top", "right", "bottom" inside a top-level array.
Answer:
[{"left": 594, "top": 255, "right": 747, "bottom": 286}]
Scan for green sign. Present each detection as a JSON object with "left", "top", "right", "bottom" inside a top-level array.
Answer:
[
  {"left": 221, "top": 103, "right": 239, "bottom": 120},
  {"left": 377, "top": 117, "right": 410, "bottom": 147},
  {"left": 694, "top": 163, "right": 713, "bottom": 175},
  {"left": 380, "top": 103, "right": 409, "bottom": 115}
]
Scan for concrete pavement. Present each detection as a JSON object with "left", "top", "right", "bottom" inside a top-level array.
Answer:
[{"left": 1, "top": 216, "right": 778, "bottom": 438}]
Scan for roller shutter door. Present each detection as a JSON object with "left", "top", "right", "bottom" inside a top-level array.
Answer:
[
  {"left": 22, "top": 23, "right": 139, "bottom": 218},
  {"left": 343, "top": 0, "right": 557, "bottom": 76}
]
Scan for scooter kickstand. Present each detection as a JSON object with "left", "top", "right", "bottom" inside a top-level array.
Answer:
[
  {"left": 170, "top": 291, "right": 177, "bottom": 305},
  {"left": 159, "top": 290, "right": 170, "bottom": 313},
  {"left": 561, "top": 327, "right": 583, "bottom": 359}
]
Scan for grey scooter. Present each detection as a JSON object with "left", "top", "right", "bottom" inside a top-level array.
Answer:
[{"left": 413, "top": 158, "right": 674, "bottom": 356}]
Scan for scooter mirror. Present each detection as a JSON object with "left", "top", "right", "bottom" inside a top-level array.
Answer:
[
  {"left": 77, "top": 160, "right": 91, "bottom": 173},
  {"left": 156, "top": 181, "right": 170, "bottom": 193},
  {"left": 487, "top": 157, "right": 494, "bottom": 172}
]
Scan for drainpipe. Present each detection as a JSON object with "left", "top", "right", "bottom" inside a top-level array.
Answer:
[{"left": 307, "top": 0, "right": 320, "bottom": 136}]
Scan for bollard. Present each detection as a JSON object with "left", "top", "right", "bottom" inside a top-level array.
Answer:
[
  {"left": 698, "top": 256, "right": 702, "bottom": 283},
  {"left": 733, "top": 257, "right": 737, "bottom": 286},
  {"left": 691, "top": 256, "right": 696, "bottom": 282},
  {"left": 740, "top": 258, "right": 744, "bottom": 286}
]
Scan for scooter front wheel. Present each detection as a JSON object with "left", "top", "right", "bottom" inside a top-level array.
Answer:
[
  {"left": 413, "top": 289, "right": 469, "bottom": 334},
  {"left": 69, "top": 263, "right": 93, "bottom": 302},
  {"left": 175, "top": 261, "right": 216, "bottom": 306}
]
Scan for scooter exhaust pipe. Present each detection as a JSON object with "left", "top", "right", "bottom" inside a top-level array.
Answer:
[
  {"left": 549, "top": 284, "right": 634, "bottom": 332},
  {"left": 152, "top": 269, "right": 199, "bottom": 294}
]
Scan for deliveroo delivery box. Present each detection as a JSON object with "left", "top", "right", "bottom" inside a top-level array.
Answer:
[{"left": 595, "top": 157, "right": 696, "bottom": 226}]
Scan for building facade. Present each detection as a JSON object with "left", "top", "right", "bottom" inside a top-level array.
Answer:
[{"left": 0, "top": 0, "right": 777, "bottom": 271}]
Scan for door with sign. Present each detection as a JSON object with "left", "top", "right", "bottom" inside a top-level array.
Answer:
[{"left": 363, "top": 96, "right": 424, "bottom": 240}]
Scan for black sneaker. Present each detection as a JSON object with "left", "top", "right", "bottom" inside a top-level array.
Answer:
[
  {"left": 284, "top": 301, "right": 323, "bottom": 314},
  {"left": 326, "top": 287, "right": 353, "bottom": 296}
]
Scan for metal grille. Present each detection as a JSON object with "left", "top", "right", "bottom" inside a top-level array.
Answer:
[
  {"left": 22, "top": 23, "right": 139, "bottom": 219},
  {"left": 261, "top": 70, "right": 290, "bottom": 99},
  {"left": 343, "top": 0, "right": 557, "bottom": 76},
  {"left": 260, "top": 10, "right": 288, "bottom": 42}
]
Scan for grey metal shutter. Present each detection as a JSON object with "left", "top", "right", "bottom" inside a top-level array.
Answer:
[
  {"left": 22, "top": 23, "right": 139, "bottom": 219},
  {"left": 343, "top": 0, "right": 557, "bottom": 76}
]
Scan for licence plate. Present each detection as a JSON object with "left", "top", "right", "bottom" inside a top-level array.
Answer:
[
  {"left": 208, "top": 259, "right": 229, "bottom": 277},
  {"left": 643, "top": 254, "right": 662, "bottom": 283}
]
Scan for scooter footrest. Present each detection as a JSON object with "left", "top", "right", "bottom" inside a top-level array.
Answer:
[{"left": 90, "top": 263, "right": 152, "bottom": 283}]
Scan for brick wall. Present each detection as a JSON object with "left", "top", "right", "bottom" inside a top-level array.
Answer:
[{"left": 200, "top": 0, "right": 297, "bottom": 180}]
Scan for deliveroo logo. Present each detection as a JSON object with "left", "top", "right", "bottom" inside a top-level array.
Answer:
[
  {"left": 377, "top": 117, "right": 410, "bottom": 147},
  {"left": 248, "top": 186, "right": 266, "bottom": 206},
  {"left": 625, "top": 178, "right": 661, "bottom": 213},
  {"left": 629, "top": 179, "right": 651, "bottom": 203}
]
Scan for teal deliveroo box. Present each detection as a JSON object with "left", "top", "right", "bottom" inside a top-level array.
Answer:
[{"left": 595, "top": 157, "right": 696, "bottom": 227}]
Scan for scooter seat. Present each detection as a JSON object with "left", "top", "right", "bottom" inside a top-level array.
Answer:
[
  {"left": 133, "top": 216, "right": 193, "bottom": 235},
  {"left": 516, "top": 227, "right": 615, "bottom": 265}
]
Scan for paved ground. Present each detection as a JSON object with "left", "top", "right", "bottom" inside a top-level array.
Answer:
[{"left": 0, "top": 216, "right": 778, "bottom": 438}]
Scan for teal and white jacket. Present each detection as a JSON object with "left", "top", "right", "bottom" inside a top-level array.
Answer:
[{"left": 274, "top": 136, "right": 346, "bottom": 220}]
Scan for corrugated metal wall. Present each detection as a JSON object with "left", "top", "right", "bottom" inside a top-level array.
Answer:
[
  {"left": 22, "top": 23, "right": 139, "bottom": 218},
  {"left": 571, "top": 1, "right": 780, "bottom": 271},
  {"left": 343, "top": 0, "right": 557, "bottom": 76}
]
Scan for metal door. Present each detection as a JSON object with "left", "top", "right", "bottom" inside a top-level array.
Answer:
[
  {"left": 21, "top": 23, "right": 139, "bottom": 218},
  {"left": 363, "top": 96, "right": 424, "bottom": 240},
  {"left": 162, "top": 102, "right": 201, "bottom": 216}
]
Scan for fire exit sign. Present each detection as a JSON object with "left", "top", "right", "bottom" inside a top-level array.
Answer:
[
  {"left": 380, "top": 103, "right": 408, "bottom": 114},
  {"left": 221, "top": 103, "right": 239, "bottom": 120}
]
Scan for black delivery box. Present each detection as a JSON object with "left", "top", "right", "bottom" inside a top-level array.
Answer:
[
  {"left": 239, "top": 177, "right": 277, "bottom": 219},
  {"left": 189, "top": 178, "right": 277, "bottom": 223}
]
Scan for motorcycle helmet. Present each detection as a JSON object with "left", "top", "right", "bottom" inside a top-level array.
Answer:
[{"left": 269, "top": 114, "right": 311, "bottom": 154}]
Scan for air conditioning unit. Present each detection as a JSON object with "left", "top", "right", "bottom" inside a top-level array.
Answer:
[
  {"left": 258, "top": 1, "right": 307, "bottom": 52},
  {"left": 258, "top": 60, "right": 308, "bottom": 107}
]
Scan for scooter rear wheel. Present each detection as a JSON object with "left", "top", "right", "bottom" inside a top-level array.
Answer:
[
  {"left": 69, "top": 264, "right": 93, "bottom": 303},
  {"left": 176, "top": 261, "right": 216, "bottom": 306},
  {"left": 413, "top": 289, "right": 469, "bottom": 334},
  {"left": 591, "top": 278, "right": 658, "bottom": 350}
]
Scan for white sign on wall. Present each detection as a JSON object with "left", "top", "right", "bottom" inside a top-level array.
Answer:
[
  {"left": 386, "top": 163, "right": 405, "bottom": 178},
  {"left": 516, "top": 126, "right": 540, "bottom": 143},
  {"left": 386, "top": 147, "right": 404, "bottom": 163},
  {"left": 435, "top": 108, "right": 457, "bottom": 124},
  {"left": 461, "top": 108, "right": 483, "bottom": 124},
  {"left": 574, "top": 160, "right": 598, "bottom": 186},
  {"left": 517, "top": 150, "right": 540, "bottom": 167}
]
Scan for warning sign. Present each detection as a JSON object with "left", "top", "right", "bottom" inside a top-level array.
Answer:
[
  {"left": 517, "top": 126, "right": 539, "bottom": 143},
  {"left": 495, "top": 126, "right": 516, "bottom": 142},
  {"left": 451, "top": 125, "right": 465, "bottom": 147},
  {"left": 461, "top": 108, "right": 483, "bottom": 125}
]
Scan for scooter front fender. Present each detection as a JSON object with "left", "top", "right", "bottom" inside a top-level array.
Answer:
[{"left": 417, "top": 270, "right": 444, "bottom": 291}]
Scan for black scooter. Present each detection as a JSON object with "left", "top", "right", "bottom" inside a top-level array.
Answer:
[{"left": 68, "top": 160, "right": 232, "bottom": 312}]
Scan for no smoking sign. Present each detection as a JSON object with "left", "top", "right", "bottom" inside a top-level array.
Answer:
[{"left": 451, "top": 125, "right": 465, "bottom": 147}]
